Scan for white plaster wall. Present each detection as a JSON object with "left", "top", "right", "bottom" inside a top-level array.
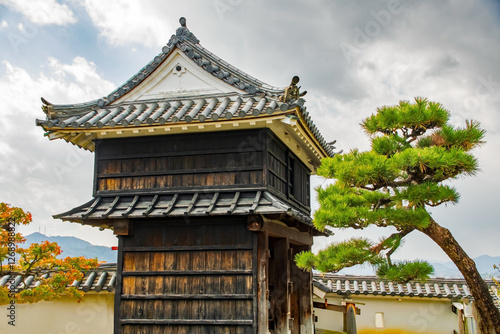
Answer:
[
  {"left": 314, "top": 295, "right": 460, "bottom": 334},
  {"left": 1, "top": 293, "right": 114, "bottom": 334},
  {"left": 314, "top": 305, "right": 344, "bottom": 332}
]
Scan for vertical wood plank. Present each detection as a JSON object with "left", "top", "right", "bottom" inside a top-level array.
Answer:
[
  {"left": 295, "top": 245, "right": 313, "bottom": 334},
  {"left": 271, "top": 237, "right": 289, "bottom": 334},
  {"left": 257, "top": 231, "right": 268, "bottom": 334},
  {"left": 290, "top": 251, "right": 300, "bottom": 334},
  {"left": 114, "top": 236, "right": 124, "bottom": 334}
]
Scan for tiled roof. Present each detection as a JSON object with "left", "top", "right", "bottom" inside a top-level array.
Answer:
[
  {"left": 313, "top": 274, "right": 474, "bottom": 299},
  {"left": 54, "top": 191, "right": 316, "bottom": 230},
  {"left": 0, "top": 264, "right": 117, "bottom": 293},
  {"left": 36, "top": 94, "right": 295, "bottom": 129},
  {"left": 35, "top": 19, "right": 335, "bottom": 158},
  {"left": 313, "top": 274, "right": 500, "bottom": 304}
]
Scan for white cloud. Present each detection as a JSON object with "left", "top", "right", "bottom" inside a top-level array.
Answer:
[
  {"left": 1, "top": 0, "right": 77, "bottom": 25},
  {"left": 83, "top": 0, "right": 174, "bottom": 47},
  {"left": 0, "top": 20, "right": 8, "bottom": 28},
  {"left": 0, "top": 58, "right": 116, "bottom": 246},
  {"left": 44, "top": 57, "right": 116, "bottom": 102}
]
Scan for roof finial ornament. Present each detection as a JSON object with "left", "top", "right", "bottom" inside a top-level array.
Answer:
[
  {"left": 279, "top": 76, "right": 307, "bottom": 103},
  {"left": 180, "top": 17, "right": 187, "bottom": 28},
  {"left": 168, "top": 17, "right": 200, "bottom": 46},
  {"left": 41, "top": 97, "right": 55, "bottom": 119}
]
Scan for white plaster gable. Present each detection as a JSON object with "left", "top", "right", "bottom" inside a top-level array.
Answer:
[{"left": 113, "top": 49, "right": 243, "bottom": 103}]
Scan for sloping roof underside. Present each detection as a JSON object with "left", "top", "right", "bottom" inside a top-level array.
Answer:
[{"left": 55, "top": 190, "right": 314, "bottom": 228}]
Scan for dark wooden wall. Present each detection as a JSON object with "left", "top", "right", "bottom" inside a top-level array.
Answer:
[
  {"left": 94, "top": 129, "right": 311, "bottom": 212},
  {"left": 266, "top": 136, "right": 310, "bottom": 213},
  {"left": 114, "top": 218, "right": 314, "bottom": 334},
  {"left": 115, "top": 217, "right": 257, "bottom": 334},
  {"left": 95, "top": 130, "right": 265, "bottom": 196}
]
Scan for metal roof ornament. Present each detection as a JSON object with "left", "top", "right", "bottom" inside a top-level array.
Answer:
[
  {"left": 279, "top": 76, "right": 307, "bottom": 103},
  {"left": 168, "top": 17, "right": 199, "bottom": 46}
]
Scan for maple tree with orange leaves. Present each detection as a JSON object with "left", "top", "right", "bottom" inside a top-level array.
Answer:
[{"left": 0, "top": 202, "right": 98, "bottom": 304}]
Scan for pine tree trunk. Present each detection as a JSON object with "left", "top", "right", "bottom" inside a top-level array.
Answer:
[{"left": 421, "top": 217, "right": 500, "bottom": 334}]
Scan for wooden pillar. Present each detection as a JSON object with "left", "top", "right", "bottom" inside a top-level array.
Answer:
[
  {"left": 257, "top": 231, "right": 269, "bottom": 333},
  {"left": 271, "top": 237, "right": 290, "bottom": 334},
  {"left": 291, "top": 245, "right": 313, "bottom": 334},
  {"left": 113, "top": 235, "right": 124, "bottom": 334},
  {"left": 458, "top": 309, "right": 465, "bottom": 334},
  {"left": 290, "top": 247, "right": 300, "bottom": 334}
]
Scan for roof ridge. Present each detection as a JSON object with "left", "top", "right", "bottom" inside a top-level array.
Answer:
[
  {"left": 41, "top": 17, "right": 285, "bottom": 111},
  {"left": 187, "top": 41, "right": 285, "bottom": 94}
]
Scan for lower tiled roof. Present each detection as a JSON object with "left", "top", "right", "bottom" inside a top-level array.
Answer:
[
  {"left": 313, "top": 274, "right": 500, "bottom": 304},
  {"left": 55, "top": 191, "right": 314, "bottom": 228},
  {"left": 0, "top": 264, "right": 117, "bottom": 293}
]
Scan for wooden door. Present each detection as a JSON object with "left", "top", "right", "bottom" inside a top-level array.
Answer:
[{"left": 115, "top": 218, "right": 257, "bottom": 334}]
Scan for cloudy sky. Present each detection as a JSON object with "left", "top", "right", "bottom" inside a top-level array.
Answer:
[{"left": 0, "top": 0, "right": 499, "bottom": 264}]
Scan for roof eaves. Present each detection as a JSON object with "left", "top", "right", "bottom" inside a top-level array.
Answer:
[
  {"left": 297, "top": 106, "right": 335, "bottom": 158},
  {"left": 53, "top": 191, "right": 325, "bottom": 234}
]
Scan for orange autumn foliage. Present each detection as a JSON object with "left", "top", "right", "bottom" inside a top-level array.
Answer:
[{"left": 0, "top": 203, "right": 99, "bottom": 305}]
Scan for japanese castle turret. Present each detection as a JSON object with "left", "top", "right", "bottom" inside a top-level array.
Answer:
[{"left": 36, "top": 18, "right": 336, "bottom": 334}]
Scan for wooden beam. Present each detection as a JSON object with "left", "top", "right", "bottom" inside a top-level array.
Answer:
[
  {"left": 123, "top": 245, "right": 253, "bottom": 252},
  {"left": 113, "top": 219, "right": 133, "bottom": 236},
  {"left": 121, "top": 270, "right": 253, "bottom": 276},
  {"left": 120, "top": 319, "right": 253, "bottom": 325},
  {"left": 121, "top": 294, "right": 253, "bottom": 300},
  {"left": 313, "top": 301, "right": 361, "bottom": 315},
  {"left": 313, "top": 285, "right": 327, "bottom": 299},
  {"left": 261, "top": 219, "right": 312, "bottom": 246}
]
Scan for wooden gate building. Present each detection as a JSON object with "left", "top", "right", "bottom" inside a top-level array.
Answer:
[{"left": 36, "top": 18, "right": 335, "bottom": 334}]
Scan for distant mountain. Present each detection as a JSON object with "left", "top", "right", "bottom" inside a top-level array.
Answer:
[
  {"left": 426, "top": 255, "right": 500, "bottom": 278},
  {"left": 23, "top": 232, "right": 117, "bottom": 264},
  {"left": 470, "top": 255, "right": 500, "bottom": 276}
]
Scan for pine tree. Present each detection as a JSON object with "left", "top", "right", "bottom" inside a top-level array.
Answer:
[{"left": 296, "top": 97, "right": 500, "bottom": 333}]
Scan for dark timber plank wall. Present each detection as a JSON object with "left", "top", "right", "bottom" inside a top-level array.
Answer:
[
  {"left": 95, "top": 130, "right": 266, "bottom": 196},
  {"left": 116, "top": 217, "right": 256, "bottom": 334},
  {"left": 94, "top": 129, "right": 311, "bottom": 212},
  {"left": 266, "top": 135, "right": 310, "bottom": 212}
]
